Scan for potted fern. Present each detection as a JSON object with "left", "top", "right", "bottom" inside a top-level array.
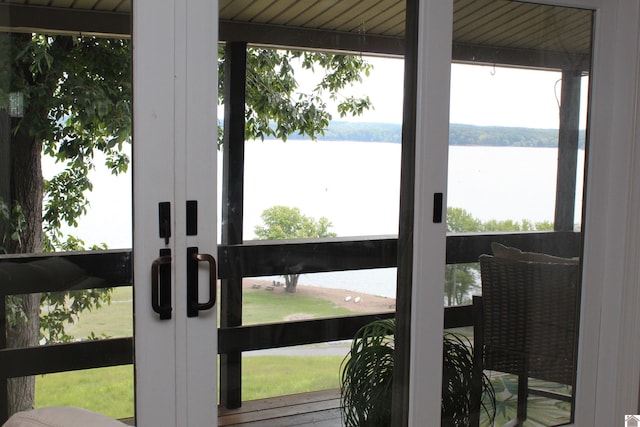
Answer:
[{"left": 340, "top": 319, "right": 495, "bottom": 427}]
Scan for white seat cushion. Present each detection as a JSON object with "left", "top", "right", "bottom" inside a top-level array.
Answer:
[{"left": 2, "top": 407, "right": 127, "bottom": 427}]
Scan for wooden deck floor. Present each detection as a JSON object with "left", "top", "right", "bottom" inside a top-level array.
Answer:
[
  {"left": 218, "top": 389, "right": 343, "bottom": 427},
  {"left": 120, "top": 389, "right": 343, "bottom": 426}
]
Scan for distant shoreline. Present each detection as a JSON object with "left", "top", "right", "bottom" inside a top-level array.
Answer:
[{"left": 246, "top": 120, "right": 586, "bottom": 149}]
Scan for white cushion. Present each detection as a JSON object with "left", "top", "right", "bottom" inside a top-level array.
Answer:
[{"left": 2, "top": 407, "right": 127, "bottom": 427}]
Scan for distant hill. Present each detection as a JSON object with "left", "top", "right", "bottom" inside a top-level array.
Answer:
[
  {"left": 270, "top": 121, "right": 586, "bottom": 149},
  {"left": 448, "top": 124, "right": 586, "bottom": 149},
  {"left": 279, "top": 121, "right": 402, "bottom": 143}
]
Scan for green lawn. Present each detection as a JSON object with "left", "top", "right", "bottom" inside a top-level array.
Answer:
[
  {"left": 243, "top": 288, "right": 352, "bottom": 324},
  {"left": 64, "top": 286, "right": 351, "bottom": 339},
  {"left": 241, "top": 356, "right": 343, "bottom": 400},
  {"left": 36, "top": 286, "right": 352, "bottom": 419},
  {"left": 36, "top": 366, "right": 134, "bottom": 420},
  {"left": 35, "top": 356, "right": 345, "bottom": 420},
  {"left": 64, "top": 286, "right": 133, "bottom": 339}
]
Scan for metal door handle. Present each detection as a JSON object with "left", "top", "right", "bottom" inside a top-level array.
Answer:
[
  {"left": 151, "top": 251, "right": 172, "bottom": 319},
  {"left": 187, "top": 247, "right": 217, "bottom": 317}
]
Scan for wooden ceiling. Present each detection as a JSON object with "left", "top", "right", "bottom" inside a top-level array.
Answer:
[{"left": 0, "top": 0, "right": 593, "bottom": 70}]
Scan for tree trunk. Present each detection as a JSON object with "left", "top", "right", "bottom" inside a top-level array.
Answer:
[
  {"left": 445, "top": 266, "right": 454, "bottom": 306},
  {"left": 284, "top": 274, "right": 299, "bottom": 293},
  {"left": 6, "top": 126, "right": 43, "bottom": 415}
]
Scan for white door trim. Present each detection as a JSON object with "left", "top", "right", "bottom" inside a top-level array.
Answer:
[
  {"left": 577, "top": 0, "right": 640, "bottom": 424},
  {"left": 182, "top": 0, "right": 219, "bottom": 424},
  {"left": 132, "top": 0, "right": 178, "bottom": 425},
  {"left": 409, "top": 0, "right": 452, "bottom": 425}
]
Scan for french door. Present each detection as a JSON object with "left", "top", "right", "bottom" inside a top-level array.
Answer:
[{"left": 133, "top": 0, "right": 218, "bottom": 425}]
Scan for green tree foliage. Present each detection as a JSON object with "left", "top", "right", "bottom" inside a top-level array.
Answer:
[
  {"left": 447, "top": 207, "right": 483, "bottom": 233},
  {"left": 254, "top": 206, "right": 337, "bottom": 292},
  {"left": 3, "top": 34, "right": 130, "bottom": 326},
  {"left": 1, "top": 33, "right": 132, "bottom": 414},
  {"left": 481, "top": 217, "right": 553, "bottom": 232},
  {"left": 0, "top": 197, "right": 26, "bottom": 253},
  {"left": 4, "top": 34, "right": 132, "bottom": 248},
  {"left": 218, "top": 47, "right": 373, "bottom": 144},
  {"left": 444, "top": 207, "right": 554, "bottom": 305},
  {"left": 0, "top": 197, "right": 28, "bottom": 333},
  {"left": 445, "top": 208, "right": 482, "bottom": 306}
]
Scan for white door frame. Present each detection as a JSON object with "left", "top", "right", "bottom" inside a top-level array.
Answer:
[
  {"left": 408, "top": 0, "right": 452, "bottom": 425},
  {"left": 132, "top": 0, "right": 177, "bottom": 424},
  {"left": 409, "top": 0, "right": 640, "bottom": 425},
  {"left": 133, "top": 0, "right": 218, "bottom": 425}
]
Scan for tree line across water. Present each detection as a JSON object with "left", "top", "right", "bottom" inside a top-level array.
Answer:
[{"left": 261, "top": 120, "right": 586, "bottom": 148}]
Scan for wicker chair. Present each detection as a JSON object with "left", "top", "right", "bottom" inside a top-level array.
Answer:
[{"left": 474, "top": 250, "right": 580, "bottom": 426}]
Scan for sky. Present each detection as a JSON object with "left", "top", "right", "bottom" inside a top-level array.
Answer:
[
  {"left": 221, "top": 53, "right": 589, "bottom": 129},
  {"left": 331, "top": 56, "right": 588, "bottom": 129}
]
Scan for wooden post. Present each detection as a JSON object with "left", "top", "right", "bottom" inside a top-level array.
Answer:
[
  {"left": 391, "top": 0, "right": 419, "bottom": 425},
  {"left": 220, "top": 41, "right": 247, "bottom": 410},
  {"left": 0, "top": 113, "right": 10, "bottom": 249},
  {"left": 469, "top": 296, "right": 484, "bottom": 427},
  {"left": 554, "top": 69, "right": 582, "bottom": 232},
  {"left": 0, "top": 33, "right": 12, "bottom": 421}
]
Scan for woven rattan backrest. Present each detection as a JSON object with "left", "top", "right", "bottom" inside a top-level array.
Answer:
[{"left": 479, "top": 254, "right": 580, "bottom": 385}]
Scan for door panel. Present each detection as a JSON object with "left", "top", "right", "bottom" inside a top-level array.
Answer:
[
  {"left": 0, "top": 16, "right": 134, "bottom": 425},
  {"left": 407, "top": 0, "right": 453, "bottom": 424},
  {"left": 183, "top": 0, "right": 218, "bottom": 423},
  {"left": 133, "top": 0, "right": 218, "bottom": 425},
  {"left": 438, "top": 1, "right": 592, "bottom": 426},
  {"left": 133, "top": 0, "right": 177, "bottom": 424}
]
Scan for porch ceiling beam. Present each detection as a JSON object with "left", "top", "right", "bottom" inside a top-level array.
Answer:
[
  {"left": 221, "top": 21, "right": 590, "bottom": 71},
  {"left": 0, "top": 4, "right": 130, "bottom": 37},
  {"left": 452, "top": 42, "right": 591, "bottom": 72},
  {"left": 219, "top": 19, "right": 405, "bottom": 57}
]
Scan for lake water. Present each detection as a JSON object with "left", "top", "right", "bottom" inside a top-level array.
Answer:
[
  {"left": 49, "top": 140, "right": 585, "bottom": 299},
  {"left": 243, "top": 140, "right": 584, "bottom": 238}
]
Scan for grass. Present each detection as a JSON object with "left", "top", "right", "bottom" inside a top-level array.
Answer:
[
  {"left": 64, "top": 286, "right": 351, "bottom": 338},
  {"left": 242, "top": 356, "right": 343, "bottom": 400},
  {"left": 65, "top": 286, "right": 132, "bottom": 339},
  {"left": 34, "top": 356, "right": 345, "bottom": 420},
  {"left": 243, "top": 288, "right": 352, "bottom": 324},
  {"left": 35, "top": 286, "right": 353, "bottom": 419},
  {"left": 35, "top": 366, "right": 134, "bottom": 420}
]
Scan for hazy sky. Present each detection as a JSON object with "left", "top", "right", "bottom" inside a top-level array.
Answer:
[
  {"left": 220, "top": 53, "right": 588, "bottom": 129},
  {"left": 325, "top": 56, "right": 588, "bottom": 130}
]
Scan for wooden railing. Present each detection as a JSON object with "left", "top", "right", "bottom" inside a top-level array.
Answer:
[{"left": 0, "top": 231, "right": 581, "bottom": 422}]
